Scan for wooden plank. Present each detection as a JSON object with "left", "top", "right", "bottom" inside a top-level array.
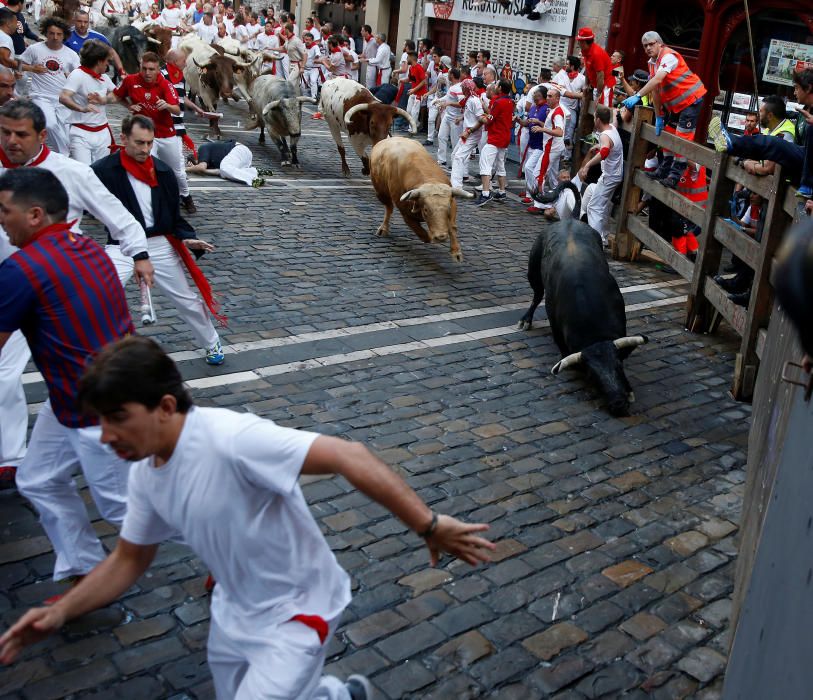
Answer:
[
  {"left": 734, "top": 165, "right": 789, "bottom": 399},
  {"left": 713, "top": 217, "right": 761, "bottom": 270},
  {"left": 756, "top": 328, "right": 767, "bottom": 360},
  {"left": 784, "top": 186, "right": 802, "bottom": 219},
  {"left": 627, "top": 215, "right": 694, "bottom": 280},
  {"left": 640, "top": 122, "right": 717, "bottom": 169},
  {"left": 703, "top": 276, "right": 747, "bottom": 335},
  {"left": 613, "top": 107, "right": 653, "bottom": 260},
  {"left": 724, "top": 160, "right": 774, "bottom": 199},
  {"left": 633, "top": 170, "right": 705, "bottom": 227}
]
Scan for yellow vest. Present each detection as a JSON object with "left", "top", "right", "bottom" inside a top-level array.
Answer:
[{"left": 761, "top": 118, "right": 796, "bottom": 141}]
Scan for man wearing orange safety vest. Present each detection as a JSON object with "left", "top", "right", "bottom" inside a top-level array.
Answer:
[
  {"left": 622, "top": 31, "right": 707, "bottom": 189},
  {"left": 672, "top": 163, "right": 707, "bottom": 258}
]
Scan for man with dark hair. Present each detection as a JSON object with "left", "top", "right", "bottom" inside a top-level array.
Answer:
[
  {"left": 476, "top": 79, "right": 513, "bottom": 206},
  {"left": 19, "top": 16, "right": 78, "bottom": 154},
  {"left": 743, "top": 111, "right": 759, "bottom": 136},
  {"left": 93, "top": 113, "right": 226, "bottom": 365},
  {"left": 187, "top": 137, "right": 265, "bottom": 187},
  {"left": 0, "top": 167, "right": 137, "bottom": 599},
  {"left": 360, "top": 24, "right": 377, "bottom": 88},
  {"left": 59, "top": 39, "right": 117, "bottom": 163},
  {"left": 0, "top": 9, "right": 18, "bottom": 71},
  {"left": 405, "top": 50, "right": 426, "bottom": 133},
  {"left": 0, "top": 334, "right": 494, "bottom": 698},
  {"left": 709, "top": 69, "right": 813, "bottom": 201},
  {"left": 109, "top": 52, "right": 195, "bottom": 213},
  {"left": 4, "top": 0, "right": 40, "bottom": 58},
  {"left": 65, "top": 9, "right": 126, "bottom": 76}
]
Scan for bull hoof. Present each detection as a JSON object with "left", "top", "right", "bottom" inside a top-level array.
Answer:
[
  {"left": 375, "top": 226, "right": 389, "bottom": 237},
  {"left": 281, "top": 160, "right": 291, "bottom": 166},
  {"left": 451, "top": 251, "right": 463, "bottom": 263},
  {"left": 259, "top": 138, "right": 266, "bottom": 145},
  {"left": 361, "top": 166, "right": 370, "bottom": 176},
  {"left": 517, "top": 318, "right": 532, "bottom": 331},
  {"left": 342, "top": 168, "right": 351, "bottom": 177}
]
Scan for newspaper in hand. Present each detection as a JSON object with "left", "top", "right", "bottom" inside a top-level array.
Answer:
[{"left": 140, "top": 279, "right": 156, "bottom": 326}]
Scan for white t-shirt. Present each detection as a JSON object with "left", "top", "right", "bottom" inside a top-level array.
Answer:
[
  {"left": 542, "top": 104, "right": 568, "bottom": 153},
  {"left": 127, "top": 172, "right": 154, "bottom": 228},
  {"left": 120, "top": 407, "right": 352, "bottom": 636},
  {"left": 62, "top": 67, "right": 115, "bottom": 126},
  {"left": 462, "top": 94, "right": 484, "bottom": 129},
  {"left": 561, "top": 72, "right": 585, "bottom": 111},
  {"left": 159, "top": 6, "right": 183, "bottom": 28},
  {"left": 194, "top": 21, "right": 217, "bottom": 44},
  {"left": 443, "top": 82, "right": 463, "bottom": 118},
  {"left": 20, "top": 43, "right": 79, "bottom": 100},
  {"left": 0, "top": 31, "right": 12, "bottom": 58}
]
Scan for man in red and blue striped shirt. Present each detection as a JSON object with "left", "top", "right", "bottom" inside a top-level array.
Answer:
[{"left": 0, "top": 167, "right": 137, "bottom": 598}]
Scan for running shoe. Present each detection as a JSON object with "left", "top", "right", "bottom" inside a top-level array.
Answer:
[
  {"left": 708, "top": 115, "right": 732, "bottom": 153},
  {"left": 205, "top": 340, "right": 225, "bottom": 365},
  {"left": 422, "top": 140, "right": 433, "bottom": 145},
  {"left": 251, "top": 177, "right": 265, "bottom": 188},
  {"left": 493, "top": 191, "right": 507, "bottom": 200},
  {"left": 796, "top": 185, "right": 812, "bottom": 199},
  {"left": 475, "top": 192, "right": 492, "bottom": 206},
  {"left": 346, "top": 675, "right": 373, "bottom": 700}
]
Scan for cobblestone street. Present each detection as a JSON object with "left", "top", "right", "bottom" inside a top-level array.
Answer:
[{"left": 0, "top": 99, "right": 748, "bottom": 699}]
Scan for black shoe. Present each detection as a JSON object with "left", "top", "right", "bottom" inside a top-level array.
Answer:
[
  {"left": 687, "top": 251, "right": 697, "bottom": 263},
  {"left": 475, "top": 193, "right": 492, "bottom": 207},
  {"left": 714, "top": 274, "right": 750, "bottom": 293},
  {"left": 181, "top": 195, "right": 197, "bottom": 214},
  {"left": 422, "top": 140, "right": 433, "bottom": 146},
  {"left": 648, "top": 157, "right": 673, "bottom": 180},
  {"left": 493, "top": 191, "right": 507, "bottom": 201},
  {"left": 728, "top": 290, "right": 750, "bottom": 307},
  {"left": 660, "top": 175, "right": 678, "bottom": 189}
]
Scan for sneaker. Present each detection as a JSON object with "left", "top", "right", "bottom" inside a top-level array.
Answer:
[
  {"left": 181, "top": 195, "right": 197, "bottom": 214},
  {"left": 796, "top": 185, "right": 813, "bottom": 199},
  {"left": 205, "top": 340, "right": 225, "bottom": 365},
  {"left": 521, "top": 196, "right": 532, "bottom": 204},
  {"left": 660, "top": 175, "right": 679, "bottom": 189},
  {"left": 527, "top": 205, "right": 545, "bottom": 214},
  {"left": 346, "top": 674, "right": 373, "bottom": 700},
  {"left": 256, "top": 167, "right": 274, "bottom": 177},
  {"left": 475, "top": 192, "right": 492, "bottom": 206},
  {"left": 493, "top": 191, "right": 507, "bottom": 200},
  {"left": 0, "top": 465, "right": 16, "bottom": 490},
  {"left": 708, "top": 115, "right": 732, "bottom": 153},
  {"left": 422, "top": 139, "right": 433, "bottom": 145},
  {"left": 311, "top": 111, "right": 323, "bottom": 120},
  {"left": 251, "top": 177, "right": 265, "bottom": 188},
  {"left": 44, "top": 575, "right": 85, "bottom": 606}
]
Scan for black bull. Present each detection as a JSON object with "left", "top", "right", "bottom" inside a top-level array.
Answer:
[{"left": 518, "top": 216, "right": 648, "bottom": 416}]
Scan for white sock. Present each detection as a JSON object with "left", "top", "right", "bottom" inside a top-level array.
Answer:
[{"left": 482, "top": 189, "right": 490, "bottom": 196}]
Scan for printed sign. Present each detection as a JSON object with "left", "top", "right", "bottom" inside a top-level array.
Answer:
[
  {"left": 763, "top": 39, "right": 813, "bottom": 86},
  {"left": 425, "top": 0, "right": 579, "bottom": 36}
]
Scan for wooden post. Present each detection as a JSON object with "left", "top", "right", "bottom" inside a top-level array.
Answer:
[
  {"left": 685, "top": 150, "right": 732, "bottom": 333},
  {"left": 613, "top": 107, "right": 653, "bottom": 260},
  {"left": 731, "top": 166, "right": 789, "bottom": 400}
]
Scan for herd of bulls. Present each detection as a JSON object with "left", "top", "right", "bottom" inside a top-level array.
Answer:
[{"left": 58, "top": 23, "right": 648, "bottom": 415}]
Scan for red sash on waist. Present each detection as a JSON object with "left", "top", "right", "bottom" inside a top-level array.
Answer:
[
  {"left": 290, "top": 614, "right": 328, "bottom": 644},
  {"left": 72, "top": 122, "right": 117, "bottom": 153}
]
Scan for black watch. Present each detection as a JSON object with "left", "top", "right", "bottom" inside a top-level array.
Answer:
[{"left": 132, "top": 252, "right": 150, "bottom": 261}]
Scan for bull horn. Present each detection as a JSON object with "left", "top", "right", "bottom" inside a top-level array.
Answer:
[
  {"left": 399, "top": 189, "right": 420, "bottom": 202},
  {"left": 551, "top": 351, "right": 583, "bottom": 375},
  {"left": 147, "top": 37, "right": 162, "bottom": 44},
  {"left": 393, "top": 107, "right": 417, "bottom": 132},
  {"left": 344, "top": 102, "right": 370, "bottom": 126},
  {"left": 451, "top": 187, "right": 474, "bottom": 199},
  {"left": 263, "top": 99, "right": 281, "bottom": 114},
  {"left": 192, "top": 57, "right": 206, "bottom": 69},
  {"left": 232, "top": 59, "right": 253, "bottom": 68},
  {"left": 612, "top": 335, "right": 649, "bottom": 350},
  {"left": 121, "top": 35, "right": 131, "bottom": 42},
  {"left": 297, "top": 96, "right": 317, "bottom": 104}
]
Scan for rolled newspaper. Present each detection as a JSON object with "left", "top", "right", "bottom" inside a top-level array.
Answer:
[{"left": 140, "top": 279, "right": 156, "bottom": 325}]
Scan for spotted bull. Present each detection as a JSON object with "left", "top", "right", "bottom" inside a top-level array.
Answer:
[
  {"left": 246, "top": 75, "right": 315, "bottom": 165},
  {"left": 369, "top": 137, "right": 472, "bottom": 262},
  {"left": 517, "top": 215, "right": 648, "bottom": 416},
  {"left": 319, "top": 79, "right": 415, "bottom": 177}
]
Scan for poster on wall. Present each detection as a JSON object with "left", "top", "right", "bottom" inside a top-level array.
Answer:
[
  {"left": 424, "top": 0, "right": 579, "bottom": 36},
  {"left": 763, "top": 39, "right": 813, "bottom": 86}
]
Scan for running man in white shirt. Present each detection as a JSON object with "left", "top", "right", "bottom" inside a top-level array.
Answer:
[
  {"left": 0, "top": 335, "right": 495, "bottom": 699},
  {"left": 193, "top": 9, "right": 218, "bottom": 44},
  {"left": 576, "top": 103, "right": 624, "bottom": 244},
  {"left": 450, "top": 79, "right": 486, "bottom": 189},
  {"left": 435, "top": 66, "right": 462, "bottom": 167},
  {"left": 301, "top": 31, "right": 321, "bottom": 100},
  {"left": 59, "top": 39, "right": 116, "bottom": 164},
  {"left": 20, "top": 17, "right": 79, "bottom": 154},
  {"left": 528, "top": 86, "right": 569, "bottom": 214}
]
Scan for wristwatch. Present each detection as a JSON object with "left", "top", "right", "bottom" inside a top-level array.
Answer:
[{"left": 132, "top": 251, "right": 150, "bottom": 261}]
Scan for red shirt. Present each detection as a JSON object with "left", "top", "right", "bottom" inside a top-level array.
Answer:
[
  {"left": 114, "top": 73, "right": 179, "bottom": 138},
  {"left": 408, "top": 63, "right": 427, "bottom": 97},
  {"left": 486, "top": 95, "right": 514, "bottom": 148},
  {"left": 582, "top": 42, "right": 616, "bottom": 91}
]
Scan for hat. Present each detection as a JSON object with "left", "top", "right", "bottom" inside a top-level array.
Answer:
[
  {"left": 576, "top": 27, "right": 595, "bottom": 41},
  {"left": 440, "top": 55, "right": 452, "bottom": 69},
  {"left": 631, "top": 69, "right": 649, "bottom": 83}
]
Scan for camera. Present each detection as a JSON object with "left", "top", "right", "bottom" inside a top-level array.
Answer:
[{"left": 612, "top": 68, "right": 621, "bottom": 77}]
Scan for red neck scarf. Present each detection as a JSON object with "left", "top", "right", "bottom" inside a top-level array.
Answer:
[
  {"left": 150, "top": 12, "right": 159, "bottom": 19},
  {"left": 0, "top": 145, "right": 50, "bottom": 168},
  {"left": 165, "top": 63, "right": 184, "bottom": 84},
  {"left": 305, "top": 41, "right": 316, "bottom": 49},
  {"left": 80, "top": 65, "right": 104, "bottom": 80},
  {"left": 567, "top": 70, "right": 578, "bottom": 79},
  {"left": 25, "top": 219, "right": 78, "bottom": 248},
  {"left": 329, "top": 46, "right": 341, "bottom": 54},
  {"left": 120, "top": 150, "right": 158, "bottom": 187}
]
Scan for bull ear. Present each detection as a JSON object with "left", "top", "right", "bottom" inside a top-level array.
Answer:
[{"left": 400, "top": 189, "right": 420, "bottom": 202}]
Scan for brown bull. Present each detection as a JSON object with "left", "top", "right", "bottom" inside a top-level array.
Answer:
[
  {"left": 143, "top": 25, "right": 173, "bottom": 58},
  {"left": 370, "top": 137, "right": 472, "bottom": 262}
]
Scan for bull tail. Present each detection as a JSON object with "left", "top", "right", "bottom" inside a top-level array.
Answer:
[{"left": 531, "top": 180, "right": 582, "bottom": 219}]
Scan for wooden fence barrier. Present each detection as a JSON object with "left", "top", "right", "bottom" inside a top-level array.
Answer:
[{"left": 612, "top": 106, "right": 797, "bottom": 400}]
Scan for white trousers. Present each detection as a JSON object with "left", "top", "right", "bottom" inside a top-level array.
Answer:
[
  {"left": 523, "top": 148, "right": 543, "bottom": 201},
  {"left": 303, "top": 68, "right": 320, "bottom": 100},
  {"left": 479, "top": 143, "right": 506, "bottom": 178},
  {"left": 377, "top": 67, "right": 392, "bottom": 85},
  {"left": 219, "top": 143, "right": 257, "bottom": 186},
  {"left": 437, "top": 115, "right": 461, "bottom": 165},
  {"left": 406, "top": 93, "right": 422, "bottom": 129},
  {"left": 69, "top": 124, "right": 114, "bottom": 165},
  {"left": 208, "top": 617, "right": 352, "bottom": 700},
  {"left": 0, "top": 330, "right": 30, "bottom": 467},
  {"left": 586, "top": 174, "right": 621, "bottom": 241},
  {"left": 33, "top": 96, "right": 70, "bottom": 154},
  {"left": 16, "top": 401, "right": 131, "bottom": 580},
  {"left": 364, "top": 63, "right": 377, "bottom": 89},
  {"left": 427, "top": 101, "right": 440, "bottom": 142},
  {"left": 107, "top": 237, "right": 219, "bottom": 349},
  {"left": 450, "top": 135, "right": 478, "bottom": 189},
  {"left": 531, "top": 145, "right": 565, "bottom": 209},
  {"left": 517, "top": 127, "right": 530, "bottom": 184},
  {"left": 152, "top": 135, "right": 190, "bottom": 197}
]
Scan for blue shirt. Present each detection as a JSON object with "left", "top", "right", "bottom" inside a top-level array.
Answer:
[
  {"left": 527, "top": 103, "right": 548, "bottom": 150},
  {"left": 65, "top": 29, "right": 110, "bottom": 55}
]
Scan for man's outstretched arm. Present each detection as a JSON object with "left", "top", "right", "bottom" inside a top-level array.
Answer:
[
  {"left": 302, "top": 436, "right": 496, "bottom": 567},
  {"left": 0, "top": 539, "right": 158, "bottom": 664}
]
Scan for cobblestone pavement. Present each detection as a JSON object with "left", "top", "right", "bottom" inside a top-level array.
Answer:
[{"left": 0, "top": 97, "right": 748, "bottom": 699}]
